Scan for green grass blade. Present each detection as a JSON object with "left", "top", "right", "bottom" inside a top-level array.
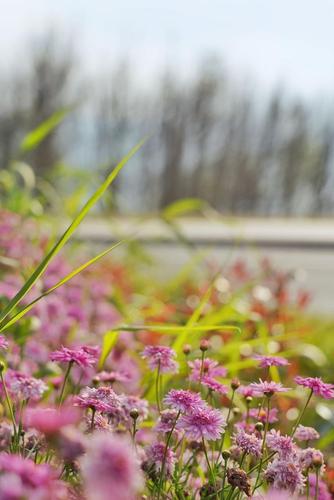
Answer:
[
  {"left": 0, "top": 240, "right": 125, "bottom": 333},
  {"left": 98, "top": 331, "right": 120, "bottom": 369},
  {"left": 0, "top": 139, "right": 146, "bottom": 328},
  {"left": 20, "top": 109, "right": 70, "bottom": 152},
  {"left": 113, "top": 324, "right": 240, "bottom": 334}
]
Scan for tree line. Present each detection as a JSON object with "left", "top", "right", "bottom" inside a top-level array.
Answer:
[{"left": 1, "top": 32, "right": 334, "bottom": 216}]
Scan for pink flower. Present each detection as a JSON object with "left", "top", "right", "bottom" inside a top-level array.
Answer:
[
  {"left": 294, "top": 425, "right": 320, "bottom": 442},
  {"left": 93, "top": 370, "right": 130, "bottom": 384},
  {"left": 249, "top": 407, "right": 279, "bottom": 424},
  {"left": 164, "top": 389, "right": 205, "bottom": 413},
  {"left": 0, "top": 336, "right": 8, "bottom": 350},
  {"left": 249, "top": 379, "right": 291, "bottom": 397},
  {"left": 265, "top": 458, "right": 305, "bottom": 493},
  {"left": 201, "top": 376, "right": 229, "bottom": 395},
  {"left": 238, "top": 385, "right": 257, "bottom": 398},
  {"left": 145, "top": 442, "right": 176, "bottom": 476},
  {"left": 155, "top": 409, "right": 179, "bottom": 434},
  {"left": 50, "top": 345, "right": 98, "bottom": 368},
  {"left": 188, "top": 358, "right": 227, "bottom": 381},
  {"left": 266, "top": 430, "right": 296, "bottom": 459},
  {"left": 298, "top": 448, "right": 324, "bottom": 471},
  {"left": 141, "top": 345, "right": 178, "bottom": 373},
  {"left": 7, "top": 371, "right": 47, "bottom": 401},
  {"left": 24, "top": 407, "right": 80, "bottom": 435},
  {"left": 253, "top": 354, "right": 290, "bottom": 368},
  {"left": 308, "top": 473, "right": 332, "bottom": 500},
  {"left": 0, "top": 453, "right": 67, "bottom": 499},
  {"left": 80, "top": 433, "right": 143, "bottom": 500},
  {"left": 74, "top": 386, "right": 124, "bottom": 419},
  {"left": 178, "top": 406, "right": 226, "bottom": 441},
  {"left": 295, "top": 376, "right": 334, "bottom": 399},
  {"left": 233, "top": 429, "right": 262, "bottom": 457}
]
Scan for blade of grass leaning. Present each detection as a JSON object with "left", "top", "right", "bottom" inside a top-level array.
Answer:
[
  {"left": 0, "top": 139, "right": 146, "bottom": 328},
  {"left": 99, "top": 331, "right": 120, "bottom": 369},
  {"left": 20, "top": 109, "right": 70, "bottom": 152},
  {"left": 0, "top": 240, "right": 126, "bottom": 333}
]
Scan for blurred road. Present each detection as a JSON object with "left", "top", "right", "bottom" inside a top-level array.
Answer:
[{"left": 73, "top": 217, "right": 334, "bottom": 315}]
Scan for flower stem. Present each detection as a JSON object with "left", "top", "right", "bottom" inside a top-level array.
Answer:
[
  {"left": 291, "top": 389, "right": 313, "bottom": 437},
  {"left": 157, "top": 411, "right": 180, "bottom": 499},
  {"left": 253, "top": 396, "right": 271, "bottom": 494},
  {"left": 217, "top": 389, "right": 235, "bottom": 465},
  {"left": 0, "top": 370, "right": 17, "bottom": 438},
  {"left": 155, "top": 361, "right": 161, "bottom": 413},
  {"left": 58, "top": 361, "right": 74, "bottom": 407}
]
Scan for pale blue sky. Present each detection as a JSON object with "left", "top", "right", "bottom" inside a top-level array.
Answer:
[{"left": 1, "top": 0, "right": 334, "bottom": 98}]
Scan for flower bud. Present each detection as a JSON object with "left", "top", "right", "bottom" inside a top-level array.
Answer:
[
  {"left": 231, "top": 378, "right": 240, "bottom": 391},
  {"left": 245, "top": 396, "right": 253, "bottom": 405},
  {"left": 0, "top": 361, "right": 5, "bottom": 373},
  {"left": 182, "top": 344, "right": 191, "bottom": 356},
  {"left": 222, "top": 450, "right": 231, "bottom": 461},
  {"left": 255, "top": 422, "right": 264, "bottom": 432},
  {"left": 130, "top": 408, "right": 139, "bottom": 420},
  {"left": 200, "top": 339, "right": 210, "bottom": 352}
]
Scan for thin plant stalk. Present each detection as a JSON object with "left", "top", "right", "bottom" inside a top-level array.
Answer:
[
  {"left": 0, "top": 369, "right": 17, "bottom": 438},
  {"left": 291, "top": 389, "right": 313, "bottom": 437},
  {"left": 58, "top": 360, "right": 74, "bottom": 407}
]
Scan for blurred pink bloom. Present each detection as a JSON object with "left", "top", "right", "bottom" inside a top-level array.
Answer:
[
  {"left": 50, "top": 345, "right": 98, "bottom": 368},
  {"left": 141, "top": 345, "right": 178, "bottom": 373},
  {"left": 164, "top": 389, "right": 205, "bottom": 413},
  {"left": 24, "top": 407, "right": 80, "bottom": 435},
  {"left": 249, "top": 380, "right": 291, "bottom": 397},
  {"left": 7, "top": 371, "right": 47, "bottom": 401},
  {"left": 80, "top": 433, "right": 143, "bottom": 500},
  {"left": 294, "top": 425, "right": 319, "bottom": 442},
  {"left": 295, "top": 376, "right": 334, "bottom": 399},
  {"left": 0, "top": 336, "right": 8, "bottom": 351},
  {"left": 188, "top": 358, "right": 227, "bottom": 381},
  {"left": 253, "top": 354, "right": 290, "bottom": 368},
  {"left": 145, "top": 442, "right": 176, "bottom": 476},
  {"left": 74, "top": 387, "right": 123, "bottom": 418}
]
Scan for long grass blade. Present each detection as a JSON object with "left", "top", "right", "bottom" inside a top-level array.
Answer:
[{"left": 0, "top": 139, "right": 146, "bottom": 328}]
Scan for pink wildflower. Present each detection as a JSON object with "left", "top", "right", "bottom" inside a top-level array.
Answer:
[
  {"left": 155, "top": 409, "right": 179, "bottom": 434},
  {"left": 50, "top": 345, "right": 98, "bottom": 368},
  {"left": 93, "top": 370, "right": 130, "bottom": 384},
  {"left": 294, "top": 425, "right": 320, "bottom": 442},
  {"left": 178, "top": 406, "right": 226, "bottom": 441},
  {"left": 266, "top": 430, "right": 296, "bottom": 459},
  {"left": 80, "top": 432, "right": 143, "bottom": 500},
  {"left": 295, "top": 376, "right": 334, "bottom": 399},
  {"left": 7, "top": 372, "right": 47, "bottom": 401},
  {"left": 74, "top": 386, "right": 123, "bottom": 418},
  {"left": 238, "top": 385, "right": 257, "bottom": 398},
  {"left": 298, "top": 448, "right": 324, "bottom": 471},
  {"left": 233, "top": 429, "right": 262, "bottom": 457},
  {"left": 308, "top": 473, "right": 332, "bottom": 500},
  {"left": 141, "top": 345, "right": 179, "bottom": 373},
  {"left": 145, "top": 442, "right": 176, "bottom": 476},
  {"left": 201, "top": 376, "right": 229, "bottom": 395},
  {"left": 24, "top": 407, "right": 80, "bottom": 435},
  {"left": 265, "top": 457, "right": 305, "bottom": 493},
  {"left": 249, "top": 379, "right": 291, "bottom": 397},
  {"left": 249, "top": 407, "right": 279, "bottom": 423},
  {"left": 0, "top": 336, "right": 8, "bottom": 350},
  {"left": 188, "top": 358, "right": 227, "bottom": 381},
  {"left": 121, "top": 395, "right": 149, "bottom": 423},
  {"left": 164, "top": 389, "right": 205, "bottom": 413},
  {"left": 253, "top": 354, "right": 290, "bottom": 368}
]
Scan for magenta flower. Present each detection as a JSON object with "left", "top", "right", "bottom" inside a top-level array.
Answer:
[
  {"left": 74, "top": 386, "right": 123, "bottom": 418},
  {"left": 253, "top": 354, "right": 290, "bottom": 368},
  {"left": 164, "top": 389, "right": 205, "bottom": 413},
  {"left": 308, "top": 473, "right": 332, "bottom": 500},
  {"left": 188, "top": 358, "right": 227, "bottom": 381},
  {"left": 265, "top": 458, "right": 305, "bottom": 493},
  {"left": 0, "top": 453, "right": 68, "bottom": 498},
  {"left": 178, "top": 406, "right": 226, "bottom": 441},
  {"left": 93, "top": 370, "right": 130, "bottom": 384},
  {"left": 201, "top": 376, "right": 229, "bottom": 395},
  {"left": 266, "top": 430, "right": 296, "bottom": 459},
  {"left": 294, "top": 425, "right": 320, "bottom": 442},
  {"left": 155, "top": 409, "right": 179, "bottom": 434},
  {"left": 249, "top": 379, "right": 291, "bottom": 397},
  {"left": 80, "top": 433, "right": 143, "bottom": 500},
  {"left": 0, "top": 336, "right": 8, "bottom": 350},
  {"left": 121, "top": 395, "right": 149, "bottom": 423},
  {"left": 141, "top": 345, "right": 179, "bottom": 373},
  {"left": 238, "top": 385, "right": 257, "bottom": 398},
  {"left": 24, "top": 406, "right": 80, "bottom": 435},
  {"left": 50, "top": 345, "right": 98, "bottom": 368},
  {"left": 145, "top": 442, "right": 176, "bottom": 476},
  {"left": 249, "top": 407, "right": 279, "bottom": 424},
  {"left": 298, "top": 448, "right": 324, "bottom": 471},
  {"left": 295, "top": 376, "right": 334, "bottom": 399},
  {"left": 233, "top": 429, "right": 262, "bottom": 458},
  {"left": 7, "top": 372, "right": 47, "bottom": 401}
]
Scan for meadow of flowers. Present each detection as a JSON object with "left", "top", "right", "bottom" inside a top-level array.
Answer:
[{"left": 0, "top": 208, "right": 333, "bottom": 500}]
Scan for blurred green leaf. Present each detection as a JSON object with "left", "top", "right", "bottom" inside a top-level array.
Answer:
[{"left": 20, "top": 108, "right": 70, "bottom": 152}]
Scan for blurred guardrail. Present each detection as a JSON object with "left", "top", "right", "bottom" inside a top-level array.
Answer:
[{"left": 68, "top": 217, "right": 334, "bottom": 315}]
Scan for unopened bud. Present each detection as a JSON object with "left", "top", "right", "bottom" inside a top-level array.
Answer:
[
  {"left": 183, "top": 344, "right": 192, "bottom": 355},
  {"left": 231, "top": 378, "right": 240, "bottom": 391},
  {"left": 130, "top": 408, "right": 139, "bottom": 420},
  {"left": 245, "top": 396, "right": 253, "bottom": 405},
  {"left": 200, "top": 339, "right": 210, "bottom": 352},
  {"left": 255, "top": 422, "right": 264, "bottom": 432},
  {"left": 0, "top": 361, "right": 5, "bottom": 373},
  {"left": 222, "top": 450, "right": 231, "bottom": 461}
]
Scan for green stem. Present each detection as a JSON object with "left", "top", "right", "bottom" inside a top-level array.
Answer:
[
  {"left": 155, "top": 361, "right": 161, "bottom": 413},
  {"left": 202, "top": 437, "right": 216, "bottom": 492},
  {"left": 0, "top": 370, "right": 17, "bottom": 438},
  {"left": 217, "top": 389, "right": 236, "bottom": 465},
  {"left": 253, "top": 396, "right": 270, "bottom": 494},
  {"left": 90, "top": 408, "right": 96, "bottom": 431},
  {"left": 157, "top": 411, "right": 180, "bottom": 499},
  {"left": 58, "top": 361, "right": 74, "bottom": 407},
  {"left": 291, "top": 389, "right": 313, "bottom": 437}
]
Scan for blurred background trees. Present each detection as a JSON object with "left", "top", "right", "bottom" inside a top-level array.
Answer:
[{"left": 1, "top": 31, "right": 334, "bottom": 216}]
